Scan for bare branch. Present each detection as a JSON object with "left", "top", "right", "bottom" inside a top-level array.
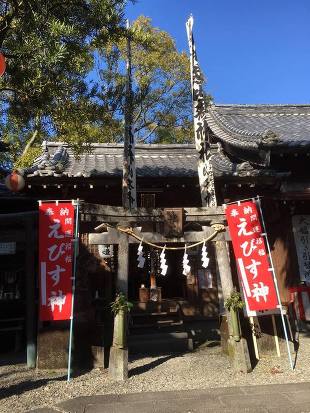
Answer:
[
  {"left": 137, "top": 124, "right": 158, "bottom": 143},
  {"left": 133, "top": 105, "right": 143, "bottom": 123},
  {"left": 20, "top": 128, "right": 38, "bottom": 159}
]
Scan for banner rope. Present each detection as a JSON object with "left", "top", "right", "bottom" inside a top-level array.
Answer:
[{"left": 104, "top": 223, "right": 223, "bottom": 251}]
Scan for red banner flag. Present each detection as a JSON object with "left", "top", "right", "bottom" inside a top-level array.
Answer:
[
  {"left": 39, "top": 202, "right": 75, "bottom": 321},
  {"left": 0, "top": 53, "right": 6, "bottom": 77},
  {"left": 225, "top": 200, "right": 279, "bottom": 312}
]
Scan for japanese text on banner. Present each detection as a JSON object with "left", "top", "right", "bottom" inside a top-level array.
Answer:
[
  {"left": 39, "top": 203, "right": 75, "bottom": 321},
  {"left": 225, "top": 201, "right": 278, "bottom": 312}
]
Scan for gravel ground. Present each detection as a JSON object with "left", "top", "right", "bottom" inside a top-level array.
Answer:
[{"left": 1, "top": 333, "right": 310, "bottom": 413}]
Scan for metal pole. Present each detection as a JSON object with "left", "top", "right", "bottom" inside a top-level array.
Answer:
[
  {"left": 25, "top": 217, "right": 36, "bottom": 368},
  {"left": 224, "top": 196, "right": 263, "bottom": 206},
  {"left": 67, "top": 200, "right": 80, "bottom": 382},
  {"left": 256, "top": 197, "right": 294, "bottom": 370}
]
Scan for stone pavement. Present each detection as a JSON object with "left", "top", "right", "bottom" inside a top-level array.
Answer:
[{"left": 29, "top": 382, "right": 310, "bottom": 413}]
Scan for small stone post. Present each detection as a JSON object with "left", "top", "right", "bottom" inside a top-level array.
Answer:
[
  {"left": 109, "top": 294, "right": 129, "bottom": 381},
  {"left": 230, "top": 308, "right": 241, "bottom": 342}
]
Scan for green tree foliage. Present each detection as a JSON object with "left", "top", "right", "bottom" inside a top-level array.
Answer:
[
  {"left": 0, "top": 9, "right": 208, "bottom": 170},
  {"left": 0, "top": 0, "right": 128, "bottom": 167},
  {"left": 98, "top": 16, "right": 194, "bottom": 144}
]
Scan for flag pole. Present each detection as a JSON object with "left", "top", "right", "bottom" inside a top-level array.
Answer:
[
  {"left": 256, "top": 196, "right": 294, "bottom": 370},
  {"left": 186, "top": 15, "right": 217, "bottom": 208},
  {"left": 122, "top": 19, "right": 136, "bottom": 210},
  {"left": 67, "top": 199, "right": 80, "bottom": 382}
]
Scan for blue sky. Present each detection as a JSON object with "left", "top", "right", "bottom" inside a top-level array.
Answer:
[{"left": 126, "top": 0, "right": 310, "bottom": 104}]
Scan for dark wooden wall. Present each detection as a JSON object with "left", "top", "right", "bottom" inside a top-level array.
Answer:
[{"left": 24, "top": 177, "right": 202, "bottom": 208}]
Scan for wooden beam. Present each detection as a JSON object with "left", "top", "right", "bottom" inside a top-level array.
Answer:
[
  {"left": 89, "top": 226, "right": 226, "bottom": 245},
  {"left": 80, "top": 203, "right": 225, "bottom": 224},
  {"left": 81, "top": 203, "right": 224, "bottom": 216}
]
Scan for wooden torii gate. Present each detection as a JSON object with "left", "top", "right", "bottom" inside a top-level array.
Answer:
[
  {"left": 81, "top": 203, "right": 252, "bottom": 376},
  {"left": 81, "top": 203, "right": 234, "bottom": 318}
]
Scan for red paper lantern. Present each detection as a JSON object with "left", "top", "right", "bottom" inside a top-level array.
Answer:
[
  {"left": 0, "top": 53, "right": 6, "bottom": 77},
  {"left": 5, "top": 171, "right": 25, "bottom": 192}
]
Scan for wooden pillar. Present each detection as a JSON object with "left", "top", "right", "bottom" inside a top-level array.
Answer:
[
  {"left": 214, "top": 233, "right": 234, "bottom": 337},
  {"left": 110, "top": 231, "right": 129, "bottom": 380},
  {"left": 214, "top": 237, "right": 234, "bottom": 301},
  {"left": 25, "top": 217, "right": 36, "bottom": 368},
  {"left": 117, "top": 233, "right": 129, "bottom": 297},
  {"left": 213, "top": 226, "right": 252, "bottom": 372}
]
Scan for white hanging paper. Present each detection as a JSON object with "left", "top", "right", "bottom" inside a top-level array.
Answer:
[
  {"left": 201, "top": 241, "right": 210, "bottom": 268},
  {"left": 160, "top": 245, "right": 168, "bottom": 275},
  {"left": 182, "top": 245, "right": 191, "bottom": 276},
  {"left": 137, "top": 240, "right": 145, "bottom": 268}
]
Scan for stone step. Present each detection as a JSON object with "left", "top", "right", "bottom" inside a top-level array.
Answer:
[
  {"left": 130, "top": 323, "right": 186, "bottom": 336},
  {"left": 129, "top": 331, "right": 189, "bottom": 341},
  {"left": 131, "top": 311, "right": 173, "bottom": 317},
  {"left": 130, "top": 313, "right": 180, "bottom": 324},
  {"left": 130, "top": 319, "right": 183, "bottom": 330},
  {"left": 128, "top": 335, "right": 193, "bottom": 355},
  {"left": 133, "top": 301, "right": 179, "bottom": 314}
]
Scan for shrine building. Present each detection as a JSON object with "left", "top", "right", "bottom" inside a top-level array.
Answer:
[{"left": 1, "top": 104, "right": 310, "bottom": 369}]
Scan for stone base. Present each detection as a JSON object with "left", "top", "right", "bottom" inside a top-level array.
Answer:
[
  {"left": 108, "top": 346, "right": 128, "bottom": 381},
  {"left": 91, "top": 345, "right": 104, "bottom": 368},
  {"left": 227, "top": 337, "right": 252, "bottom": 373}
]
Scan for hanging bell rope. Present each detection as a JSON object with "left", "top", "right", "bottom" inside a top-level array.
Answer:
[{"left": 103, "top": 223, "right": 223, "bottom": 251}]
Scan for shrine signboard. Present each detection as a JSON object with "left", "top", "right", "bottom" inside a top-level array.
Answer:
[
  {"left": 225, "top": 200, "right": 279, "bottom": 312},
  {"left": 163, "top": 208, "right": 183, "bottom": 237},
  {"left": 39, "top": 202, "right": 75, "bottom": 321},
  {"left": 292, "top": 215, "right": 310, "bottom": 283}
]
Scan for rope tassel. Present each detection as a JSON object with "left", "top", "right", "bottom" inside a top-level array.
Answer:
[
  {"left": 137, "top": 239, "right": 145, "bottom": 268},
  {"left": 160, "top": 245, "right": 168, "bottom": 275},
  {"left": 182, "top": 245, "right": 191, "bottom": 276},
  {"left": 201, "top": 241, "right": 209, "bottom": 268}
]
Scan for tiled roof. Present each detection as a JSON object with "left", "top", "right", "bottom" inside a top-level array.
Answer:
[
  {"left": 26, "top": 143, "right": 198, "bottom": 178},
  {"left": 24, "top": 141, "right": 289, "bottom": 181},
  {"left": 209, "top": 146, "right": 289, "bottom": 179},
  {"left": 25, "top": 103, "right": 310, "bottom": 182},
  {"left": 207, "top": 104, "right": 310, "bottom": 150}
]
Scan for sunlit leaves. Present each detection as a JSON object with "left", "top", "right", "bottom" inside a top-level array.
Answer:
[
  {"left": 0, "top": 0, "right": 128, "bottom": 167},
  {"left": 98, "top": 16, "right": 194, "bottom": 144}
]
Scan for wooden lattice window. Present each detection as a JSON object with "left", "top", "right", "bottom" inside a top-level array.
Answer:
[{"left": 140, "top": 193, "right": 156, "bottom": 208}]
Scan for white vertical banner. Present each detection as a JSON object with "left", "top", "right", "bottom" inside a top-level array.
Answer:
[
  {"left": 186, "top": 15, "right": 217, "bottom": 207},
  {"left": 122, "top": 19, "right": 137, "bottom": 209},
  {"left": 292, "top": 215, "right": 310, "bottom": 283}
]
